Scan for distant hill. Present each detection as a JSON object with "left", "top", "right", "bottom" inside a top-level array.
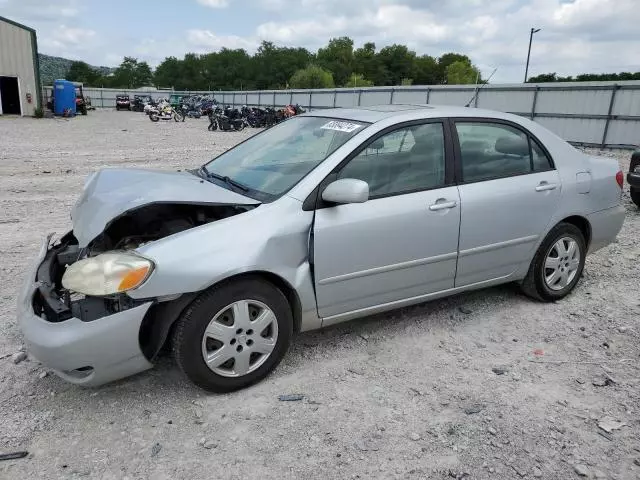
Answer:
[{"left": 38, "top": 53, "right": 114, "bottom": 85}]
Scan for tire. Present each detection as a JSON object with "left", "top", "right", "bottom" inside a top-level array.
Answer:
[
  {"left": 521, "top": 222, "right": 586, "bottom": 302},
  {"left": 173, "top": 278, "right": 293, "bottom": 392},
  {"left": 116, "top": 106, "right": 120, "bottom": 111},
  {"left": 631, "top": 188, "right": 640, "bottom": 208},
  {"left": 174, "top": 113, "right": 184, "bottom": 122},
  {"left": 150, "top": 113, "right": 160, "bottom": 122},
  {"left": 208, "top": 120, "right": 218, "bottom": 131}
]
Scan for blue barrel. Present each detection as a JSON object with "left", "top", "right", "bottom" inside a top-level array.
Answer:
[{"left": 53, "top": 79, "right": 76, "bottom": 116}]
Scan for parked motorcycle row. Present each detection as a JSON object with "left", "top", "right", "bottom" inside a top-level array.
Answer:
[
  {"left": 118, "top": 92, "right": 306, "bottom": 130},
  {"left": 207, "top": 104, "right": 306, "bottom": 132}
]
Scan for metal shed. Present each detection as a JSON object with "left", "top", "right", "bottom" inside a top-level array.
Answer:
[{"left": 0, "top": 15, "right": 41, "bottom": 116}]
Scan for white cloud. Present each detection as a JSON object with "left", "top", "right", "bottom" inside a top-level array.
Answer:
[
  {"left": 196, "top": 0, "right": 229, "bottom": 8},
  {"left": 186, "top": 29, "right": 258, "bottom": 52}
]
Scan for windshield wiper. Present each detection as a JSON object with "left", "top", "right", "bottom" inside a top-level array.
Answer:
[{"left": 201, "top": 167, "right": 249, "bottom": 192}]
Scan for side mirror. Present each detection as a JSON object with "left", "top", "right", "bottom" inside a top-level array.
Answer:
[{"left": 321, "top": 179, "right": 369, "bottom": 205}]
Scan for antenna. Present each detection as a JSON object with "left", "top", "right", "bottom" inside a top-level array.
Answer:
[{"left": 465, "top": 67, "right": 498, "bottom": 107}]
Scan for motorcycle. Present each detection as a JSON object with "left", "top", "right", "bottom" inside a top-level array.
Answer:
[
  {"left": 149, "top": 103, "right": 184, "bottom": 122},
  {"left": 207, "top": 106, "right": 245, "bottom": 131}
]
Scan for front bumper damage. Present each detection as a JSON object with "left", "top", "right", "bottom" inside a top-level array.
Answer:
[{"left": 17, "top": 235, "right": 154, "bottom": 386}]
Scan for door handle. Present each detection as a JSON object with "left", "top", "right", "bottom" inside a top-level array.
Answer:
[
  {"left": 535, "top": 181, "right": 557, "bottom": 192},
  {"left": 429, "top": 199, "right": 457, "bottom": 211}
]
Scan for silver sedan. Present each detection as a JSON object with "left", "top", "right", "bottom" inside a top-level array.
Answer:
[{"left": 18, "top": 105, "right": 625, "bottom": 392}]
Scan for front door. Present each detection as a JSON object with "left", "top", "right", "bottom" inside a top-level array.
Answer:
[
  {"left": 312, "top": 121, "right": 461, "bottom": 319},
  {"left": 452, "top": 119, "right": 561, "bottom": 286}
]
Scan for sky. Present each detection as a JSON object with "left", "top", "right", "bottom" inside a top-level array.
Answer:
[{"left": 1, "top": 0, "right": 639, "bottom": 83}]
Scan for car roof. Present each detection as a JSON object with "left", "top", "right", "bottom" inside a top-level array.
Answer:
[{"left": 303, "top": 104, "right": 524, "bottom": 124}]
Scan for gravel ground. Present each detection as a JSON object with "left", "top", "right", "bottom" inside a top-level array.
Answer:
[{"left": 0, "top": 110, "right": 638, "bottom": 480}]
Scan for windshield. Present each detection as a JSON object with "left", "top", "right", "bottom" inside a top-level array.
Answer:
[{"left": 203, "top": 116, "right": 368, "bottom": 200}]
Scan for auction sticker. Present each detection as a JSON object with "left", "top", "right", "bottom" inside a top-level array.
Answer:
[{"left": 321, "top": 121, "right": 362, "bottom": 133}]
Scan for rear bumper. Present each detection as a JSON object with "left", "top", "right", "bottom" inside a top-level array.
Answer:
[
  {"left": 627, "top": 172, "right": 640, "bottom": 189},
  {"left": 17, "top": 236, "right": 154, "bottom": 386},
  {"left": 586, "top": 204, "right": 625, "bottom": 254}
]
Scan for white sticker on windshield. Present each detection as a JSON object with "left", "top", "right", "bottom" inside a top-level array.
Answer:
[{"left": 320, "top": 120, "right": 362, "bottom": 133}]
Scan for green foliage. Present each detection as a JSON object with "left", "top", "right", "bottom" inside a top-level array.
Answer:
[
  {"left": 375, "top": 44, "right": 416, "bottom": 86},
  {"left": 317, "top": 37, "right": 354, "bottom": 87},
  {"left": 39, "top": 54, "right": 113, "bottom": 85},
  {"left": 66, "top": 61, "right": 103, "bottom": 86},
  {"left": 289, "top": 64, "right": 335, "bottom": 89},
  {"left": 446, "top": 60, "right": 481, "bottom": 85},
  {"left": 353, "top": 42, "right": 379, "bottom": 83},
  {"left": 109, "top": 57, "right": 153, "bottom": 88},
  {"left": 527, "top": 72, "right": 640, "bottom": 82},
  {"left": 33, "top": 107, "right": 44, "bottom": 118},
  {"left": 344, "top": 74, "right": 374, "bottom": 88},
  {"left": 400, "top": 78, "right": 413, "bottom": 86}
]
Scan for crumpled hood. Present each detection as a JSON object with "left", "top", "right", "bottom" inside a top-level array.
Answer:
[{"left": 71, "top": 168, "right": 260, "bottom": 247}]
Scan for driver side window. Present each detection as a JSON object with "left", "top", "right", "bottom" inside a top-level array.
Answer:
[{"left": 338, "top": 123, "right": 446, "bottom": 198}]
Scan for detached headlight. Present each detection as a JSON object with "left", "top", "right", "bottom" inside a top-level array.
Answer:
[{"left": 62, "top": 252, "right": 153, "bottom": 296}]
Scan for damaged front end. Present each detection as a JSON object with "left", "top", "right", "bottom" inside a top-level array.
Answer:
[{"left": 37, "top": 202, "right": 255, "bottom": 323}]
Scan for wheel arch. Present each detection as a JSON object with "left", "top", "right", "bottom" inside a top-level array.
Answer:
[
  {"left": 558, "top": 215, "right": 591, "bottom": 249},
  {"left": 139, "top": 270, "right": 302, "bottom": 362}
]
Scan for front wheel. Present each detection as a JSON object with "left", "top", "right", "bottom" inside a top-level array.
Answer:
[
  {"left": 631, "top": 188, "right": 640, "bottom": 208},
  {"left": 173, "top": 278, "right": 293, "bottom": 392},
  {"left": 174, "top": 112, "right": 184, "bottom": 122},
  {"left": 150, "top": 113, "right": 160, "bottom": 122},
  {"left": 521, "top": 222, "right": 586, "bottom": 302}
]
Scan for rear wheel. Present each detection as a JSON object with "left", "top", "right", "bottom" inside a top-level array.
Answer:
[
  {"left": 173, "top": 278, "right": 293, "bottom": 392},
  {"left": 631, "top": 188, "right": 640, "bottom": 208},
  {"left": 521, "top": 222, "right": 586, "bottom": 301}
]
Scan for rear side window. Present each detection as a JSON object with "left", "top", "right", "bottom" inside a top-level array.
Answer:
[{"left": 455, "top": 122, "right": 553, "bottom": 183}]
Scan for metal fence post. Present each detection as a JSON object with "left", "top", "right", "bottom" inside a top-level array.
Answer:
[
  {"left": 257, "top": 91, "right": 261, "bottom": 108},
  {"left": 601, "top": 84, "right": 620, "bottom": 148},
  {"left": 474, "top": 87, "right": 480, "bottom": 108},
  {"left": 232, "top": 92, "right": 236, "bottom": 109},
  {"left": 309, "top": 91, "right": 313, "bottom": 111},
  {"left": 530, "top": 86, "right": 540, "bottom": 120},
  {"left": 273, "top": 91, "right": 276, "bottom": 108},
  {"left": 389, "top": 88, "right": 395, "bottom": 104},
  {"left": 290, "top": 91, "right": 294, "bottom": 105},
  {"left": 333, "top": 90, "right": 337, "bottom": 108},
  {"left": 100, "top": 89, "right": 104, "bottom": 108},
  {"left": 357, "top": 89, "right": 362, "bottom": 106},
  {"left": 426, "top": 88, "right": 430, "bottom": 104}
]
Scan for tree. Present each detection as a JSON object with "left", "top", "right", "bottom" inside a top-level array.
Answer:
[
  {"left": 412, "top": 55, "right": 439, "bottom": 85},
  {"left": 289, "top": 64, "right": 335, "bottom": 89},
  {"left": 437, "top": 52, "right": 473, "bottom": 83},
  {"left": 66, "top": 61, "right": 103, "bottom": 86},
  {"left": 317, "top": 37, "right": 354, "bottom": 86},
  {"left": 344, "top": 74, "right": 373, "bottom": 88},
  {"left": 354, "top": 42, "right": 378, "bottom": 84},
  {"left": 110, "top": 57, "right": 154, "bottom": 88},
  {"left": 445, "top": 60, "right": 481, "bottom": 85},
  {"left": 376, "top": 44, "right": 416, "bottom": 85},
  {"left": 253, "top": 41, "right": 313, "bottom": 89},
  {"left": 154, "top": 56, "right": 183, "bottom": 89}
]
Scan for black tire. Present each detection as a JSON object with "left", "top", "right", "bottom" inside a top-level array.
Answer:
[
  {"left": 521, "top": 222, "right": 586, "bottom": 302},
  {"left": 208, "top": 120, "right": 218, "bottom": 131},
  {"left": 116, "top": 106, "right": 120, "bottom": 111},
  {"left": 173, "top": 278, "right": 293, "bottom": 392},
  {"left": 631, "top": 188, "right": 640, "bottom": 208},
  {"left": 150, "top": 113, "right": 160, "bottom": 122}
]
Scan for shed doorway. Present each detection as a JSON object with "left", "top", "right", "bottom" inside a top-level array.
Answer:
[{"left": 0, "top": 76, "right": 21, "bottom": 115}]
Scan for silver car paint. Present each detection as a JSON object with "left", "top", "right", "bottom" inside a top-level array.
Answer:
[
  {"left": 17, "top": 236, "right": 154, "bottom": 386},
  {"left": 17, "top": 105, "right": 625, "bottom": 386},
  {"left": 72, "top": 168, "right": 259, "bottom": 247}
]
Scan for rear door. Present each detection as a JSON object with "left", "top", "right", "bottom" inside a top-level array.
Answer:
[
  {"left": 452, "top": 119, "right": 561, "bottom": 287},
  {"left": 312, "top": 120, "right": 461, "bottom": 320}
]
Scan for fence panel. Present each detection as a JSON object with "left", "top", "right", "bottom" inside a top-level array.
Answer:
[{"left": 44, "top": 81, "right": 640, "bottom": 147}]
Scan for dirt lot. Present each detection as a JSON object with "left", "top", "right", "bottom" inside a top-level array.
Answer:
[{"left": 0, "top": 110, "right": 638, "bottom": 480}]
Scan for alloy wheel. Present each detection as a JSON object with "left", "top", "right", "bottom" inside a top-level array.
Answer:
[
  {"left": 201, "top": 300, "right": 279, "bottom": 377},
  {"left": 543, "top": 236, "right": 581, "bottom": 291}
]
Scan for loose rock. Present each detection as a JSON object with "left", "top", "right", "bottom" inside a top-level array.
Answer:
[
  {"left": 150, "top": 443, "right": 162, "bottom": 457},
  {"left": 574, "top": 464, "right": 590, "bottom": 477},
  {"left": 278, "top": 394, "right": 304, "bottom": 401},
  {"left": 464, "top": 404, "right": 484, "bottom": 415},
  {"left": 12, "top": 352, "right": 27, "bottom": 364},
  {"left": 408, "top": 432, "right": 421, "bottom": 441},
  {"left": 532, "top": 467, "right": 543, "bottom": 477},
  {"left": 492, "top": 366, "right": 508, "bottom": 375}
]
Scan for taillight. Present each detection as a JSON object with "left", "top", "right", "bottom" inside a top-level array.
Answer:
[{"left": 616, "top": 170, "right": 623, "bottom": 188}]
